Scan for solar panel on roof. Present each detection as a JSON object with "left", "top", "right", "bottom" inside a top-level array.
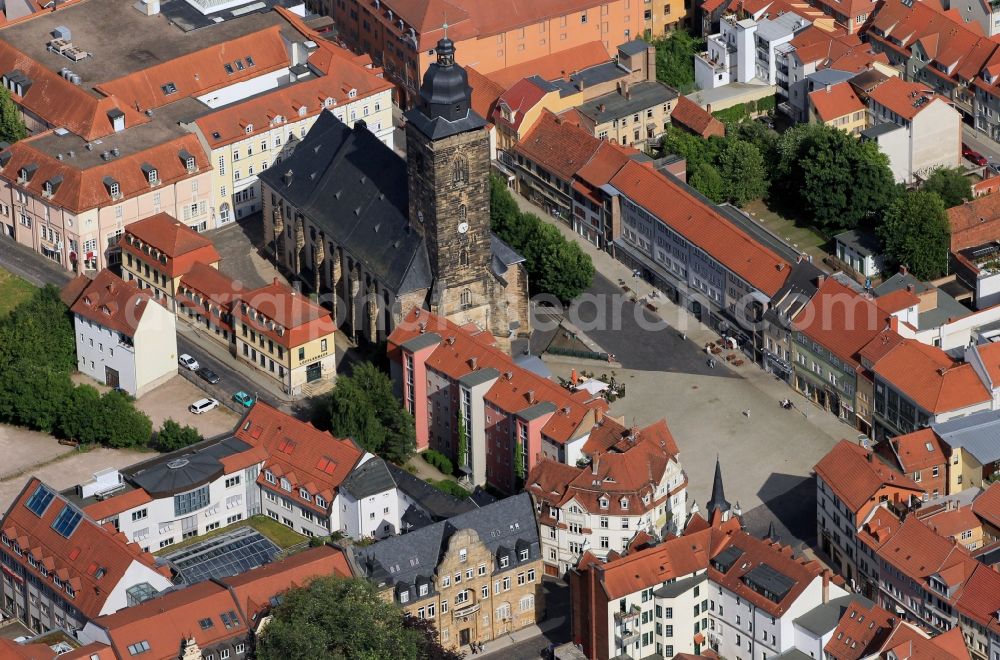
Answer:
[{"left": 25, "top": 484, "right": 55, "bottom": 517}]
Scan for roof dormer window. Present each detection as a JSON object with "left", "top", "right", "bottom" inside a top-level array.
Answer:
[
  {"left": 245, "top": 124, "right": 253, "bottom": 134},
  {"left": 142, "top": 164, "right": 158, "bottom": 184},
  {"left": 599, "top": 497, "right": 609, "bottom": 509},
  {"left": 324, "top": 97, "right": 334, "bottom": 108},
  {"left": 348, "top": 88, "right": 358, "bottom": 99},
  {"left": 103, "top": 176, "right": 121, "bottom": 198},
  {"left": 18, "top": 163, "right": 37, "bottom": 183}
]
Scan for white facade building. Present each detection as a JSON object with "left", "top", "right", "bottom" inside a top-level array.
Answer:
[
  {"left": 63, "top": 270, "right": 177, "bottom": 397},
  {"left": 528, "top": 418, "right": 688, "bottom": 576}
]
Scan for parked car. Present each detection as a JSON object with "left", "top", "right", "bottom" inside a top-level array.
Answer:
[
  {"left": 232, "top": 391, "right": 255, "bottom": 408},
  {"left": 188, "top": 398, "right": 219, "bottom": 414},
  {"left": 196, "top": 367, "right": 220, "bottom": 384},
  {"left": 963, "top": 144, "right": 988, "bottom": 167},
  {"left": 988, "top": 158, "right": 1000, "bottom": 175},
  {"left": 178, "top": 354, "right": 200, "bottom": 371}
]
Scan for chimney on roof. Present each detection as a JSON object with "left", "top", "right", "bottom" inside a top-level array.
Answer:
[
  {"left": 822, "top": 570, "right": 831, "bottom": 603},
  {"left": 899, "top": 265, "right": 908, "bottom": 275},
  {"left": 706, "top": 103, "right": 712, "bottom": 114},
  {"left": 817, "top": 274, "right": 826, "bottom": 286},
  {"left": 526, "top": 389, "right": 535, "bottom": 404},
  {"left": 598, "top": 103, "right": 606, "bottom": 113},
  {"left": 577, "top": 78, "right": 586, "bottom": 92},
  {"left": 906, "top": 284, "right": 914, "bottom": 293},
  {"left": 867, "top": 451, "right": 873, "bottom": 462},
  {"left": 468, "top": 357, "right": 478, "bottom": 370},
  {"left": 826, "top": 84, "right": 832, "bottom": 93},
  {"left": 592, "top": 455, "right": 599, "bottom": 475}
]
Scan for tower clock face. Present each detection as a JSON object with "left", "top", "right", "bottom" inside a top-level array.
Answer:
[{"left": 458, "top": 222, "right": 469, "bottom": 234}]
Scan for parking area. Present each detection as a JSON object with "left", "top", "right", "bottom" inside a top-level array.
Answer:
[{"left": 136, "top": 375, "right": 240, "bottom": 437}]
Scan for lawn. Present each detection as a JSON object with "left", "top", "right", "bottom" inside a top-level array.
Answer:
[
  {"left": 743, "top": 199, "right": 831, "bottom": 264},
  {"left": 154, "top": 514, "right": 306, "bottom": 556},
  {"left": 0, "top": 267, "right": 35, "bottom": 316}
]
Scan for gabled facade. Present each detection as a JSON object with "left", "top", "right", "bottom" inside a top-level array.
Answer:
[
  {"left": 61, "top": 270, "right": 178, "bottom": 397},
  {"left": 527, "top": 417, "right": 688, "bottom": 575},
  {"left": 351, "top": 493, "right": 543, "bottom": 652},
  {"left": 814, "top": 440, "right": 924, "bottom": 585},
  {"left": 0, "top": 479, "right": 173, "bottom": 634}
]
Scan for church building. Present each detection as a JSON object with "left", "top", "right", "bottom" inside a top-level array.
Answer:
[{"left": 258, "top": 37, "right": 530, "bottom": 349}]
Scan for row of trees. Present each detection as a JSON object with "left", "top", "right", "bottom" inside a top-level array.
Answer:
[
  {"left": 664, "top": 120, "right": 961, "bottom": 280},
  {"left": 0, "top": 285, "right": 201, "bottom": 449},
  {"left": 490, "top": 176, "right": 595, "bottom": 303}
]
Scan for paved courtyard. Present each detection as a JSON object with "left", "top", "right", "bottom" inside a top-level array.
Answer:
[{"left": 206, "top": 212, "right": 286, "bottom": 291}]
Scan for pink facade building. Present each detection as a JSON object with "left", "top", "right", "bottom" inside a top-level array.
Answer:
[
  {"left": 0, "top": 131, "right": 211, "bottom": 273},
  {"left": 388, "top": 308, "right": 607, "bottom": 494}
]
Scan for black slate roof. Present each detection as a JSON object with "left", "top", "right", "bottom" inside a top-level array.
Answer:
[
  {"left": 340, "top": 458, "right": 397, "bottom": 500},
  {"left": 351, "top": 493, "right": 539, "bottom": 604},
  {"left": 258, "top": 111, "right": 431, "bottom": 294},
  {"left": 385, "top": 463, "right": 478, "bottom": 522}
]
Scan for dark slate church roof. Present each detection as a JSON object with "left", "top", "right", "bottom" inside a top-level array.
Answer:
[
  {"left": 351, "top": 493, "right": 539, "bottom": 604},
  {"left": 257, "top": 111, "right": 432, "bottom": 295}
]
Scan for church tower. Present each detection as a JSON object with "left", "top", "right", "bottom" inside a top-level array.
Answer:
[{"left": 404, "top": 35, "right": 495, "bottom": 331}]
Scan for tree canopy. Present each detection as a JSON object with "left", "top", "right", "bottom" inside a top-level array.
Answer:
[
  {"left": 0, "top": 284, "right": 153, "bottom": 448},
  {"left": 489, "top": 176, "right": 595, "bottom": 303},
  {"left": 0, "top": 85, "right": 27, "bottom": 145},
  {"left": 719, "top": 139, "right": 769, "bottom": 206},
  {"left": 650, "top": 30, "right": 703, "bottom": 93},
  {"left": 923, "top": 167, "right": 973, "bottom": 208},
  {"left": 877, "top": 191, "right": 951, "bottom": 280},
  {"left": 154, "top": 419, "right": 203, "bottom": 452},
  {"left": 327, "top": 363, "right": 415, "bottom": 463},
  {"left": 256, "top": 576, "right": 462, "bottom": 660}
]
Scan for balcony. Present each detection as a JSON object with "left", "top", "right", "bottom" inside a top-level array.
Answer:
[
  {"left": 617, "top": 628, "right": 640, "bottom": 646},
  {"left": 614, "top": 604, "right": 640, "bottom": 622}
]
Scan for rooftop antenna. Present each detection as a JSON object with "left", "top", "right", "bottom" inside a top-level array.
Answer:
[{"left": 442, "top": 10, "right": 448, "bottom": 38}]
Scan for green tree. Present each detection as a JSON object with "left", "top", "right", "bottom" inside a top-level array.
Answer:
[
  {"left": 257, "top": 576, "right": 462, "bottom": 660},
  {"left": 689, "top": 162, "right": 725, "bottom": 203},
  {"left": 57, "top": 384, "right": 103, "bottom": 442},
  {"left": 154, "top": 419, "right": 203, "bottom": 452},
  {"left": 0, "top": 285, "right": 76, "bottom": 373},
  {"left": 778, "top": 124, "right": 898, "bottom": 232},
  {"left": 877, "top": 191, "right": 951, "bottom": 280},
  {"left": 98, "top": 390, "right": 152, "bottom": 448},
  {"left": 923, "top": 167, "right": 973, "bottom": 208},
  {"left": 328, "top": 363, "right": 415, "bottom": 463},
  {"left": 0, "top": 85, "right": 26, "bottom": 145},
  {"left": 729, "top": 120, "right": 778, "bottom": 164},
  {"left": 659, "top": 125, "right": 720, "bottom": 170},
  {"left": 718, "top": 139, "right": 769, "bottom": 206},
  {"left": 650, "top": 30, "right": 703, "bottom": 92},
  {"left": 456, "top": 410, "right": 468, "bottom": 469},
  {"left": 489, "top": 182, "right": 595, "bottom": 303},
  {"left": 0, "top": 362, "right": 73, "bottom": 434}
]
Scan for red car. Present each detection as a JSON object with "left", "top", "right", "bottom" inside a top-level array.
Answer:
[{"left": 963, "top": 144, "right": 989, "bottom": 167}]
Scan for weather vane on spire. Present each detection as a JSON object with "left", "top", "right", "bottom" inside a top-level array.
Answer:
[{"left": 442, "top": 10, "right": 449, "bottom": 38}]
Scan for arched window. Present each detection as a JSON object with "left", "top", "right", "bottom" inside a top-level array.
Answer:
[
  {"left": 460, "top": 288, "right": 471, "bottom": 307},
  {"left": 458, "top": 204, "right": 467, "bottom": 221},
  {"left": 453, "top": 156, "right": 468, "bottom": 184},
  {"left": 460, "top": 249, "right": 468, "bottom": 266}
]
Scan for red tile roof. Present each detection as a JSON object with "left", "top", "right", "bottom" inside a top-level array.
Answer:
[
  {"left": 866, "top": 76, "right": 949, "bottom": 121},
  {"left": 66, "top": 270, "right": 158, "bottom": 338},
  {"left": 235, "top": 402, "right": 364, "bottom": 507},
  {"left": 92, "top": 545, "right": 351, "bottom": 658},
  {"left": 610, "top": 160, "right": 790, "bottom": 296},
  {"left": 120, "top": 212, "right": 221, "bottom": 278},
  {"left": 177, "top": 263, "right": 243, "bottom": 330},
  {"left": 824, "top": 600, "right": 895, "bottom": 660},
  {"left": 814, "top": 440, "right": 923, "bottom": 514},
  {"left": 859, "top": 510, "right": 976, "bottom": 596},
  {"left": 793, "top": 277, "right": 888, "bottom": 365},
  {"left": 876, "top": 288, "right": 920, "bottom": 315},
  {"left": 921, "top": 505, "right": 981, "bottom": 540},
  {"left": 82, "top": 488, "right": 153, "bottom": 522},
  {"left": 575, "top": 140, "right": 636, "bottom": 188},
  {"left": 0, "top": 133, "right": 209, "bottom": 214},
  {"left": 482, "top": 41, "right": 612, "bottom": 89},
  {"left": 858, "top": 328, "right": 905, "bottom": 367},
  {"left": 879, "top": 621, "right": 972, "bottom": 660},
  {"left": 514, "top": 110, "right": 603, "bottom": 180},
  {"left": 670, "top": 96, "right": 725, "bottom": 138},
  {"left": 873, "top": 340, "right": 990, "bottom": 415},
  {"left": 389, "top": 308, "right": 605, "bottom": 444},
  {"left": 947, "top": 194, "right": 1000, "bottom": 251},
  {"left": 528, "top": 417, "right": 683, "bottom": 516},
  {"left": 193, "top": 58, "right": 392, "bottom": 150},
  {"left": 889, "top": 428, "right": 946, "bottom": 473},
  {"left": 0, "top": 478, "right": 169, "bottom": 620},
  {"left": 972, "top": 482, "right": 1000, "bottom": 530},
  {"left": 493, "top": 78, "right": 551, "bottom": 133},
  {"left": 467, "top": 66, "right": 508, "bottom": 119},
  {"left": 96, "top": 27, "right": 290, "bottom": 113},
  {"left": 0, "top": 41, "right": 147, "bottom": 141},
  {"left": 233, "top": 279, "right": 337, "bottom": 350},
  {"left": 810, "top": 82, "right": 866, "bottom": 122},
  {"left": 955, "top": 562, "right": 1000, "bottom": 635}
]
